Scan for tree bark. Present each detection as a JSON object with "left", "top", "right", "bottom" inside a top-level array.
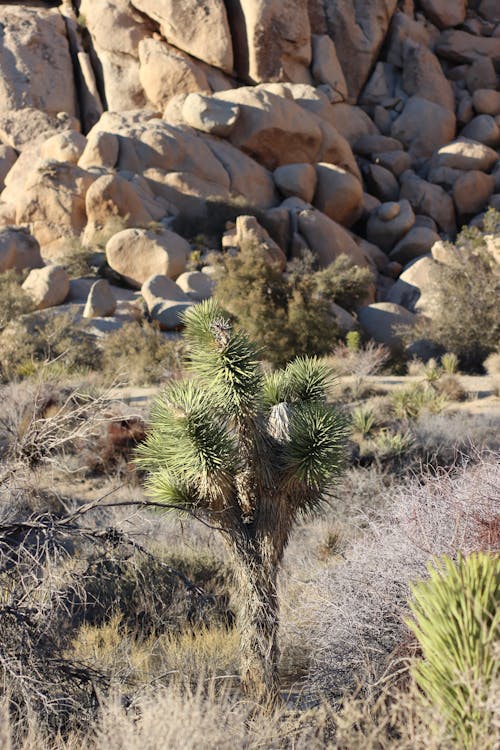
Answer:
[{"left": 232, "top": 549, "right": 280, "bottom": 704}]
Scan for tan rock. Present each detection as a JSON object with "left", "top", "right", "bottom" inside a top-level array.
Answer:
[
  {"left": 419, "top": 0, "right": 466, "bottom": 28},
  {"left": 0, "top": 109, "right": 79, "bottom": 152},
  {"left": 141, "top": 274, "right": 192, "bottom": 330},
  {"left": 0, "top": 144, "right": 17, "bottom": 192},
  {"left": 400, "top": 172, "right": 456, "bottom": 235},
  {"left": 391, "top": 97, "right": 456, "bottom": 159},
  {"left": 41, "top": 131, "right": 87, "bottom": 165},
  {"left": 435, "top": 30, "right": 500, "bottom": 64},
  {"left": 387, "top": 255, "right": 441, "bottom": 315},
  {"left": 364, "top": 164, "right": 399, "bottom": 203},
  {"left": 273, "top": 163, "right": 317, "bottom": 203},
  {"left": 176, "top": 271, "right": 214, "bottom": 301},
  {"left": 389, "top": 226, "right": 440, "bottom": 264},
  {"left": 372, "top": 150, "right": 412, "bottom": 178},
  {"left": 461, "top": 115, "right": 500, "bottom": 148},
  {"left": 321, "top": 0, "right": 398, "bottom": 101},
  {"left": 22, "top": 264, "right": 70, "bottom": 310},
  {"left": 453, "top": 171, "right": 495, "bottom": 216},
  {"left": 311, "top": 35, "right": 347, "bottom": 100},
  {"left": 106, "top": 227, "right": 189, "bottom": 288},
  {"left": 138, "top": 39, "right": 210, "bottom": 111},
  {"left": 326, "top": 103, "right": 379, "bottom": 146},
  {"left": 472, "top": 89, "right": 500, "bottom": 117},
  {"left": 386, "top": 11, "right": 436, "bottom": 68},
  {"left": 466, "top": 57, "right": 497, "bottom": 94},
  {"left": 358, "top": 302, "right": 415, "bottom": 350},
  {"left": 85, "top": 173, "right": 157, "bottom": 235},
  {"left": 78, "top": 131, "right": 119, "bottom": 169},
  {"left": 144, "top": 169, "right": 231, "bottom": 221},
  {"left": 83, "top": 279, "right": 117, "bottom": 318},
  {"left": 331, "top": 302, "right": 358, "bottom": 334},
  {"left": 16, "top": 162, "right": 95, "bottom": 247},
  {"left": 228, "top": 0, "right": 311, "bottom": 83},
  {"left": 80, "top": 0, "right": 150, "bottom": 111},
  {"left": 366, "top": 199, "right": 415, "bottom": 252},
  {"left": 0, "top": 6, "right": 76, "bottom": 116},
  {"left": 235, "top": 215, "right": 286, "bottom": 269},
  {"left": 133, "top": 0, "right": 233, "bottom": 73},
  {"left": 313, "top": 164, "right": 363, "bottom": 227},
  {"left": 0, "top": 227, "right": 43, "bottom": 273},
  {"left": 296, "top": 207, "right": 371, "bottom": 268},
  {"left": 401, "top": 45, "right": 455, "bottom": 112},
  {"left": 204, "top": 137, "right": 278, "bottom": 208},
  {"left": 181, "top": 94, "right": 240, "bottom": 137},
  {"left": 432, "top": 138, "right": 498, "bottom": 171},
  {"left": 214, "top": 87, "right": 322, "bottom": 169}
]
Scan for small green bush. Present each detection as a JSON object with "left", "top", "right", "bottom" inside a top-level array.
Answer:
[
  {"left": 0, "top": 312, "right": 101, "bottom": 382},
  {"left": 0, "top": 270, "right": 35, "bottom": 332},
  {"left": 391, "top": 383, "right": 446, "bottom": 421},
  {"left": 408, "top": 210, "right": 500, "bottom": 371},
  {"left": 407, "top": 552, "right": 500, "bottom": 749},
  {"left": 214, "top": 244, "right": 372, "bottom": 367},
  {"left": 101, "top": 320, "right": 185, "bottom": 385}
]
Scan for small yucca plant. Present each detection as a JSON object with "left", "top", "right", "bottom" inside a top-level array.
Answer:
[
  {"left": 136, "top": 300, "right": 348, "bottom": 702},
  {"left": 407, "top": 552, "right": 500, "bottom": 748}
]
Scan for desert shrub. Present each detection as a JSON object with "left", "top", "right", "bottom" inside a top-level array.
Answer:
[
  {"left": 0, "top": 312, "right": 102, "bottom": 382},
  {"left": 434, "top": 374, "right": 466, "bottom": 401},
  {"left": 441, "top": 352, "right": 459, "bottom": 375},
  {"left": 484, "top": 351, "right": 500, "bottom": 394},
  {"left": 329, "top": 339, "right": 390, "bottom": 378},
  {"left": 408, "top": 552, "right": 499, "bottom": 748},
  {"left": 214, "top": 244, "right": 372, "bottom": 366},
  {"left": 306, "top": 456, "right": 500, "bottom": 701},
  {"left": 0, "top": 270, "right": 35, "bottom": 332},
  {"left": 408, "top": 214, "right": 500, "bottom": 371},
  {"left": 351, "top": 404, "right": 376, "bottom": 437},
  {"left": 409, "top": 412, "right": 500, "bottom": 468},
  {"left": 58, "top": 238, "right": 99, "bottom": 278},
  {"left": 101, "top": 320, "right": 185, "bottom": 385},
  {"left": 391, "top": 383, "right": 446, "bottom": 421}
]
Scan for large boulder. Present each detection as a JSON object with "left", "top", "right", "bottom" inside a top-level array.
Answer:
[
  {"left": 452, "top": 171, "right": 495, "bottom": 216},
  {"left": 274, "top": 163, "right": 317, "bottom": 202},
  {"left": 226, "top": 0, "right": 311, "bottom": 83},
  {"left": 400, "top": 172, "right": 456, "bottom": 235},
  {"left": 235, "top": 215, "right": 286, "bottom": 269},
  {"left": 366, "top": 200, "right": 416, "bottom": 252},
  {"left": 21, "top": 264, "right": 70, "bottom": 310},
  {"left": 133, "top": 0, "right": 233, "bottom": 73},
  {"left": 175, "top": 270, "right": 214, "bottom": 302},
  {"left": 181, "top": 94, "right": 240, "bottom": 137},
  {"left": 460, "top": 115, "right": 500, "bottom": 148},
  {"left": 15, "top": 162, "right": 95, "bottom": 248},
  {"left": 41, "top": 131, "right": 87, "bottom": 165},
  {"left": 419, "top": 0, "right": 466, "bottom": 28},
  {"left": 401, "top": 45, "right": 455, "bottom": 113},
  {"left": 293, "top": 205, "right": 371, "bottom": 268},
  {"left": 0, "top": 109, "right": 79, "bottom": 152},
  {"left": 320, "top": 0, "right": 398, "bottom": 101},
  {"left": 0, "top": 144, "right": 17, "bottom": 192},
  {"left": 106, "top": 227, "right": 189, "bottom": 288},
  {"left": 214, "top": 87, "right": 322, "bottom": 169},
  {"left": 78, "top": 130, "right": 119, "bottom": 169},
  {"left": 389, "top": 226, "right": 440, "bottom": 265},
  {"left": 0, "top": 227, "right": 43, "bottom": 273},
  {"left": 472, "top": 89, "right": 500, "bottom": 117},
  {"left": 138, "top": 39, "right": 210, "bottom": 111},
  {"left": 391, "top": 97, "right": 456, "bottom": 159},
  {"left": 141, "top": 274, "right": 193, "bottom": 330},
  {"left": 84, "top": 173, "right": 159, "bottom": 235},
  {"left": 79, "top": 0, "right": 150, "bottom": 111},
  {"left": 313, "top": 163, "right": 363, "bottom": 226},
  {"left": 431, "top": 138, "right": 498, "bottom": 171},
  {"left": 0, "top": 6, "right": 76, "bottom": 117},
  {"left": 144, "top": 169, "right": 231, "bottom": 221},
  {"left": 387, "top": 255, "right": 441, "bottom": 315},
  {"left": 435, "top": 31, "right": 500, "bottom": 65},
  {"left": 358, "top": 302, "right": 415, "bottom": 350},
  {"left": 311, "top": 35, "right": 348, "bottom": 100},
  {"left": 83, "top": 279, "right": 117, "bottom": 318}
]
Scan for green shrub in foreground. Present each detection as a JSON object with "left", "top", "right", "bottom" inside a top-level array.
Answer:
[{"left": 407, "top": 552, "right": 500, "bottom": 749}]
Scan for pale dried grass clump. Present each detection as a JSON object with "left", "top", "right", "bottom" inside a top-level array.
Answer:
[{"left": 306, "top": 454, "right": 500, "bottom": 700}]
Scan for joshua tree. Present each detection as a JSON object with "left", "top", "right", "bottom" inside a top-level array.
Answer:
[{"left": 136, "top": 300, "right": 347, "bottom": 702}]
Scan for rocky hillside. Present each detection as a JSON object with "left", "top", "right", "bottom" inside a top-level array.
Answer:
[{"left": 0, "top": 0, "right": 499, "bottom": 348}]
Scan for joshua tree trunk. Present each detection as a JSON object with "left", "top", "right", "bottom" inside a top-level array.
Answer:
[{"left": 232, "top": 543, "right": 281, "bottom": 703}]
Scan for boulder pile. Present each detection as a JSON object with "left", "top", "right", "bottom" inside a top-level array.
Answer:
[{"left": 0, "top": 0, "right": 498, "bottom": 343}]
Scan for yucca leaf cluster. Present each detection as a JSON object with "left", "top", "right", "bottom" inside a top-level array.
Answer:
[
  {"left": 136, "top": 300, "right": 347, "bottom": 530},
  {"left": 407, "top": 552, "right": 500, "bottom": 748}
]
